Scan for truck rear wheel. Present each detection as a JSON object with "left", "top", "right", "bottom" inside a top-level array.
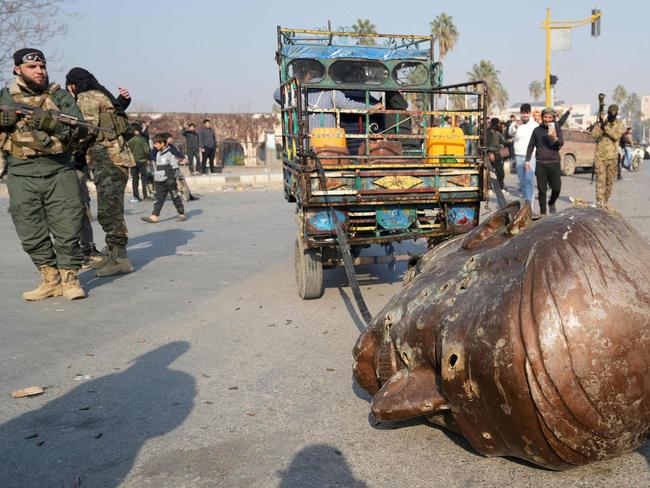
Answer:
[{"left": 295, "top": 237, "right": 324, "bottom": 299}]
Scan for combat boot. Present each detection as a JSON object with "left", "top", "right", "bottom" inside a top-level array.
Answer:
[
  {"left": 83, "top": 244, "right": 105, "bottom": 269},
  {"left": 23, "top": 266, "right": 63, "bottom": 301},
  {"left": 95, "top": 245, "right": 133, "bottom": 277},
  {"left": 60, "top": 269, "right": 87, "bottom": 300},
  {"left": 89, "top": 249, "right": 110, "bottom": 270}
]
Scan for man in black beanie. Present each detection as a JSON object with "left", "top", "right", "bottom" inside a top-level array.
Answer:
[{"left": 0, "top": 48, "right": 87, "bottom": 300}]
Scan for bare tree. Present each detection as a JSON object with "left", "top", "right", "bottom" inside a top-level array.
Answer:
[{"left": 0, "top": 0, "right": 73, "bottom": 82}]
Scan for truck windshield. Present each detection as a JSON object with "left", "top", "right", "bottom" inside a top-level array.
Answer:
[{"left": 329, "top": 60, "right": 388, "bottom": 85}]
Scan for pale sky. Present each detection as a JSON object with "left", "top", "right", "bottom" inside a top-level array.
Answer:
[{"left": 34, "top": 0, "right": 649, "bottom": 113}]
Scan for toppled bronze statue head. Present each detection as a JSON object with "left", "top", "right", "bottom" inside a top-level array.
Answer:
[{"left": 353, "top": 201, "right": 650, "bottom": 470}]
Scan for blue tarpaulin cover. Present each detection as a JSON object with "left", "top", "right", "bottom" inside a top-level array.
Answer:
[{"left": 282, "top": 45, "right": 429, "bottom": 61}]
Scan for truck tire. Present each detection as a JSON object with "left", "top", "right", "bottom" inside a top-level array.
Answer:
[
  {"left": 295, "top": 237, "right": 324, "bottom": 299},
  {"left": 562, "top": 154, "right": 576, "bottom": 176}
]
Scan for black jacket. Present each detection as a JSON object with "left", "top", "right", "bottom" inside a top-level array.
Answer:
[
  {"left": 198, "top": 126, "right": 216, "bottom": 149},
  {"left": 526, "top": 124, "right": 563, "bottom": 163},
  {"left": 182, "top": 129, "right": 200, "bottom": 151}
]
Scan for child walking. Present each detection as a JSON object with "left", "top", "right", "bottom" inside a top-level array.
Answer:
[{"left": 141, "top": 134, "right": 187, "bottom": 223}]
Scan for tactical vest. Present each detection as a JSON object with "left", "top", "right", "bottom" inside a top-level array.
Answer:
[
  {"left": 3, "top": 82, "right": 65, "bottom": 159},
  {"left": 98, "top": 111, "right": 129, "bottom": 141}
]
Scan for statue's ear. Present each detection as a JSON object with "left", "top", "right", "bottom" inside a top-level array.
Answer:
[
  {"left": 461, "top": 201, "right": 529, "bottom": 250},
  {"left": 505, "top": 200, "right": 532, "bottom": 235},
  {"left": 371, "top": 366, "right": 449, "bottom": 422}
]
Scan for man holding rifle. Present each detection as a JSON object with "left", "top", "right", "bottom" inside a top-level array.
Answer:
[
  {"left": 591, "top": 103, "right": 624, "bottom": 207},
  {"left": 0, "top": 48, "right": 89, "bottom": 300}
]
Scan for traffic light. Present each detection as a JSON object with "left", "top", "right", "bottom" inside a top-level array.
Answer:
[
  {"left": 591, "top": 9, "right": 601, "bottom": 37},
  {"left": 549, "top": 75, "right": 558, "bottom": 86}
]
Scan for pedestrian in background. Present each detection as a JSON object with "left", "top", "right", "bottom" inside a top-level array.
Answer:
[
  {"left": 620, "top": 127, "right": 634, "bottom": 170},
  {"left": 504, "top": 114, "right": 516, "bottom": 171},
  {"left": 141, "top": 133, "right": 187, "bottom": 223},
  {"left": 486, "top": 117, "right": 506, "bottom": 191},
  {"left": 525, "top": 108, "right": 564, "bottom": 215},
  {"left": 182, "top": 122, "right": 201, "bottom": 175},
  {"left": 199, "top": 118, "right": 218, "bottom": 174},
  {"left": 127, "top": 124, "right": 151, "bottom": 202},
  {"left": 508, "top": 103, "right": 538, "bottom": 204}
]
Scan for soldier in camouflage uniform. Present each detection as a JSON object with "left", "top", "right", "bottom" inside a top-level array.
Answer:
[
  {"left": 65, "top": 68, "right": 135, "bottom": 277},
  {"left": 0, "top": 49, "right": 87, "bottom": 300},
  {"left": 591, "top": 104, "right": 625, "bottom": 207}
]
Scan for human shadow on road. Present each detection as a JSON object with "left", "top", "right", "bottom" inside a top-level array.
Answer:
[
  {"left": 80, "top": 227, "right": 201, "bottom": 291},
  {"left": 278, "top": 443, "right": 368, "bottom": 488},
  {"left": 127, "top": 227, "right": 201, "bottom": 268},
  {"left": 0, "top": 341, "right": 195, "bottom": 488}
]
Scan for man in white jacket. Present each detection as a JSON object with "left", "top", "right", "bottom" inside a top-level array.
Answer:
[{"left": 508, "top": 103, "right": 538, "bottom": 203}]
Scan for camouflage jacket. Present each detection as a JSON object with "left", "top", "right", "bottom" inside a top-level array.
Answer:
[
  {"left": 77, "top": 90, "right": 134, "bottom": 168},
  {"left": 591, "top": 119, "right": 625, "bottom": 159},
  {"left": 0, "top": 76, "right": 83, "bottom": 177}
]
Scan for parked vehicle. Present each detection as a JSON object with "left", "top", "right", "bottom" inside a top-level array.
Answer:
[
  {"left": 559, "top": 128, "right": 596, "bottom": 176},
  {"left": 276, "top": 26, "right": 490, "bottom": 299}
]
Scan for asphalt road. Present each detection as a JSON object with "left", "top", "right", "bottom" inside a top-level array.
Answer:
[{"left": 1, "top": 166, "right": 649, "bottom": 488}]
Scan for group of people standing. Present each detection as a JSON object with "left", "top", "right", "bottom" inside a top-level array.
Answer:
[
  {"left": 486, "top": 103, "right": 565, "bottom": 216},
  {"left": 486, "top": 100, "right": 624, "bottom": 215},
  {"left": 0, "top": 47, "right": 190, "bottom": 301},
  {"left": 181, "top": 119, "right": 219, "bottom": 175}
]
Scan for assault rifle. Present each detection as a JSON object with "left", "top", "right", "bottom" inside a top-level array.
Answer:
[
  {"left": 591, "top": 93, "right": 606, "bottom": 185},
  {"left": 0, "top": 101, "right": 108, "bottom": 133}
]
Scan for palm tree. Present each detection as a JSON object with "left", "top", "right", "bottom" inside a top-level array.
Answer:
[
  {"left": 494, "top": 85, "right": 509, "bottom": 112},
  {"left": 623, "top": 92, "right": 640, "bottom": 116},
  {"left": 467, "top": 60, "right": 508, "bottom": 111},
  {"left": 623, "top": 92, "right": 641, "bottom": 131},
  {"left": 528, "top": 80, "right": 543, "bottom": 103},
  {"left": 351, "top": 19, "right": 377, "bottom": 46},
  {"left": 430, "top": 13, "right": 459, "bottom": 60},
  {"left": 612, "top": 85, "right": 628, "bottom": 107}
]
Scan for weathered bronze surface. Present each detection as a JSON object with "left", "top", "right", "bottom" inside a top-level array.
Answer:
[{"left": 353, "top": 202, "right": 650, "bottom": 469}]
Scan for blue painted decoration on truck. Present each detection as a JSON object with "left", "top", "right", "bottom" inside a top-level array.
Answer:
[
  {"left": 376, "top": 208, "right": 416, "bottom": 230},
  {"left": 308, "top": 210, "right": 347, "bottom": 231}
]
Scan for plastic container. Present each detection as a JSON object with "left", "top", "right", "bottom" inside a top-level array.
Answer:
[
  {"left": 425, "top": 127, "right": 465, "bottom": 162},
  {"left": 311, "top": 127, "right": 347, "bottom": 149}
]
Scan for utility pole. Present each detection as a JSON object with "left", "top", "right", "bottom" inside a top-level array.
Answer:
[
  {"left": 543, "top": 8, "right": 602, "bottom": 107},
  {"left": 545, "top": 7, "right": 551, "bottom": 108}
]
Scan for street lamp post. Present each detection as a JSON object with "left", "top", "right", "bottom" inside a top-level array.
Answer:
[{"left": 543, "top": 8, "right": 602, "bottom": 108}]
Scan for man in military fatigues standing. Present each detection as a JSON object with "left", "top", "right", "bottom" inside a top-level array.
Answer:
[
  {"left": 0, "top": 49, "right": 87, "bottom": 300},
  {"left": 591, "top": 104, "right": 625, "bottom": 207},
  {"left": 65, "top": 68, "right": 135, "bottom": 277}
]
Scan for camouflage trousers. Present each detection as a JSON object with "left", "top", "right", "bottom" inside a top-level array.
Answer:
[
  {"left": 594, "top": 157, "right": 618, "bottom": 206},
  {"left": 90, "top": 145, "right": 129, "bottom": 247}
]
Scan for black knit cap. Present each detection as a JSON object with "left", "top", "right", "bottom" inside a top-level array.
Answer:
[{"left": 13, "top": 48, "right": 46, "bottom": 66}]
